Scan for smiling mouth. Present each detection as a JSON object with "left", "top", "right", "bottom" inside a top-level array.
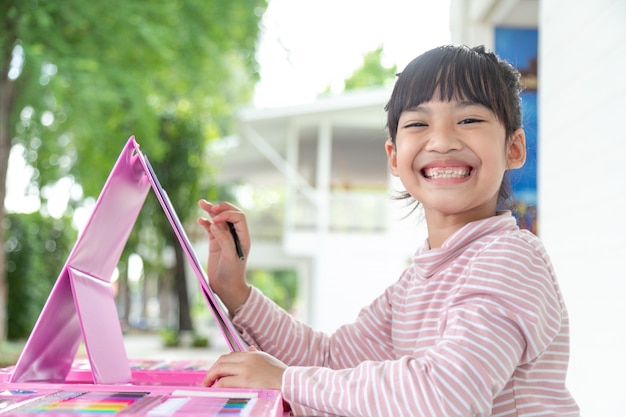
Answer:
[{"left": 422, "top": 167, "right": 472, "bottom": 179}]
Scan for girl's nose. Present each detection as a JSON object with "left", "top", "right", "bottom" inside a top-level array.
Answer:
[{"left": 424, "top": 124, "right": 462, "bottom": 153}]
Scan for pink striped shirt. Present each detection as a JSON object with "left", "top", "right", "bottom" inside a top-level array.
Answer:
[{"left": 233, "top": 212, "right": 579, "bottom": 416}]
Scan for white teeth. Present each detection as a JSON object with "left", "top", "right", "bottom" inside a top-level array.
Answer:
[{"left": 423, "top": 167, "right": 471, "bottom": 179}]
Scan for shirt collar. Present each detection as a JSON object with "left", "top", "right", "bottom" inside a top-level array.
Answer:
[{"left": 413, "top": 211, "right": 518, "bottom": 279}]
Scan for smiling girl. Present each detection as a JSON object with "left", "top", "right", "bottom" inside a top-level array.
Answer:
[{"left": 198, "top": 45, "right": 579, "bottom": 416}]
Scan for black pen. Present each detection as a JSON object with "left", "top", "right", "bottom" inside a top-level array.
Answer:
[{"left": 227, "top": 221, "right": 245, "bottom": 260}]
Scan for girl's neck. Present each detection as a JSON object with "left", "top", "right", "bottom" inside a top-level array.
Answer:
[{"left": 424, "top": 207, "right": 498, "bottom": 249}]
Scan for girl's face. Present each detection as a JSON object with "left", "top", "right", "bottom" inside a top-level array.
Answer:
[{"left": 386, "top": 98, "right": 526, "bottom": 226}]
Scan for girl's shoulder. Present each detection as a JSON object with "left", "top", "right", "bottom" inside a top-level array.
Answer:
[
  {"left": 468, "top": 225, "right": 558, "bottom": 291},
  {"left": 482, "top": 223, "right": 549, "bottom": 258},
  {"left": 448, "top": 215, "right": 555, "bottom": 283},
  {"left": 464, "top": 212, "right": 547, "bottom": 255}
]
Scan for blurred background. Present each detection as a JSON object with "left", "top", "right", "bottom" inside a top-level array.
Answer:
[{"left": 1, "top": 0, "right": 624, "bottom": 416}]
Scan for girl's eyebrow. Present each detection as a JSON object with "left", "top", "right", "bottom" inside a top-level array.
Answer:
[
  {"left": 403, "top": 100, "right": 485, "bottom": 115},
  {"left": 456, "top": 100, "right": 483, "bottom": 109},
  {"left": 403, "top": 105, "right": 429, "bottom": 114}
]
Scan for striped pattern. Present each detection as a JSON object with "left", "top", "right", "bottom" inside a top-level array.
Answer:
[{"left": 234, "top": 213, "right": 579, "bottom": 416}]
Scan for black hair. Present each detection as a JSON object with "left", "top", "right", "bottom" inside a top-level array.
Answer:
[{"left": 385, "top": 44, "right": 523, "bottom": 208}]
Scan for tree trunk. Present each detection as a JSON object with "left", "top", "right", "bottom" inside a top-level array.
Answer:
[
  {"left": 0, "top": 64, "right": 18, "bottom": 342},
  {"left": 157, "top": 272, "right": 172, "bottom": 327},
  {"left": 171, "top": 231, "right": 192, "bottom": 333}
]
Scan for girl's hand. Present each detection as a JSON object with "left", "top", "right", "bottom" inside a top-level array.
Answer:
[
  {"left": 203, "top": 346, "right": 286, "bottom": 390},
  {"left": 197, "top": 200, "right": 251, "bottom": 314}
]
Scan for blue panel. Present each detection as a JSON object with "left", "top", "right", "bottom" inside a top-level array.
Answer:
[{"left": 495, "top": 27, "right": 539, "bottom": 233}]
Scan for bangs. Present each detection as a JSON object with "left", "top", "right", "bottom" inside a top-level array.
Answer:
[{"left": 386, "top": 45, "right": 521, "bottom": 139}]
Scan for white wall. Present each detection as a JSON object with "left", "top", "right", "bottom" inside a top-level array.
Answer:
[
  {"left": 283, "top": 203, "right": 428, "bottom": 334},
  {"left": 539, "top": 1, "right": 626, "bottom": 415}
]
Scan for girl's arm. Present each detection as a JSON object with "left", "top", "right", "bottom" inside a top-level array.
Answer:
[{"left": 231, "top": 283, "right": 398, "bottom": 369}]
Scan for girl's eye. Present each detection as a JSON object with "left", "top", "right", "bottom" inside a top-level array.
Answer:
[
  {"left": 459, "top": 118, "right": 483, "bottom": 125},
  {"left": 404, "top": 121, "right": 427, "bottom": 128}
]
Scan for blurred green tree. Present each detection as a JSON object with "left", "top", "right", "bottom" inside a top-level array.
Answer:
[
  {"left": 248, "top": 269, "right": 298, "bottom": 313},
  {"left": 343, "top": 46, "right": 397, "bottom": 91},
  {"left": 5, "top": 212, "right": 74, "bottom": 339},
  {"left": 0, "top": 0, "right": 266, "bottom": 340}
]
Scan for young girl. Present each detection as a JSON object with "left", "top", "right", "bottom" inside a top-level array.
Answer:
[{"left": 197, "top": 45, "right": 579, "bottom": 417}]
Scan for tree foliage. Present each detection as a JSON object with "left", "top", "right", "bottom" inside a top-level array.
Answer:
[
  {"left": 5, "top": 212, "right": 74, "bottom": 339},
  {"left": 0, "top": 0, "right": 267, "bottom": 340},
  {"left": 343, "top": 46, "right": 397, "bottom": 91}
]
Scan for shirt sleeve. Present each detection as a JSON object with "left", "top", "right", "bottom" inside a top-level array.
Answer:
[{"left": 232, "top": 283, "right": 398, "bottom": 369}]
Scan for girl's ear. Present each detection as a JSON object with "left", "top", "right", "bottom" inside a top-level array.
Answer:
[
  {"left": 386, "top": 140, "right": 399, "bottom": 176},
  {"left": 507, "top": 128, "right": 527, "bottom": 169}
]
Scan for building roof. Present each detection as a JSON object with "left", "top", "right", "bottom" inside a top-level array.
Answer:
[{"left": 216, "top": 87, "right": 393, "bottom": 187}]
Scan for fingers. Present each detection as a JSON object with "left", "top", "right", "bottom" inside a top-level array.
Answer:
[
  {"left": 202, "top": 352, "right": 249, "bottom": 388},
  {"left": 198, "top": 200, "right": 249, "bottom": 256},
  {"left": 198, "top": 200, "right": 242, "bottom": 223},
  {"left": 202, "top": 350, "right": 285, "bottom": 391},
  {"left": 197, "top": 200, "right": 214, "bottom": 235}
]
